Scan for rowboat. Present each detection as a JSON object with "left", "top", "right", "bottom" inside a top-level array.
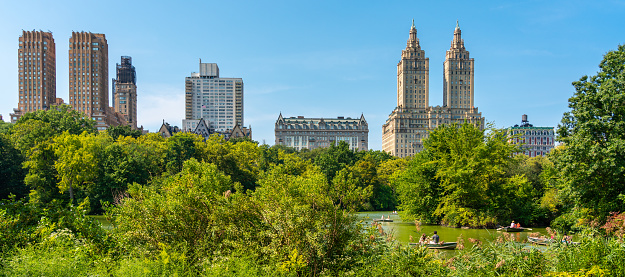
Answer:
[
  {"left": 498, "top": 227, "right": 525, "bottom": 232},
  {"left": 409, "top": 242, "right": 457, "bottom": 250},
  {"left": 373, "top": 219, "right": 393, "bottom": 222}
]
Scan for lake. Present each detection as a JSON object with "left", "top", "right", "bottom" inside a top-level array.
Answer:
[{"left": 357, "top": 211, "right": 551, "bottom": 249}]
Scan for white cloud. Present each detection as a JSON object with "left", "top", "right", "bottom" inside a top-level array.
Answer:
[{"left": 136, "top": 83, "right": 184, "bottom": 131}]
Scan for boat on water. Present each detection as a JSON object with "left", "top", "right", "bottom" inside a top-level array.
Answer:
[
  {"left": 498, "top": 227, "right": 525, "bottom": 232},
  {"left": 409, "top": 242, "right": 457, "bottom": 250},
  {"left": 373, "top": 219, "right": 393, "bottom": 222}
]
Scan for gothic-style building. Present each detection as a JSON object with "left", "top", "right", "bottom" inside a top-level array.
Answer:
[{"left": 382, "top": 21, "right": 485, "bottom": 157}]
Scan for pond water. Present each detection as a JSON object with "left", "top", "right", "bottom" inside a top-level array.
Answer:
[
  {"left": 356, "top": 211, "right": 551, "bottom": 249},
  {"left": 89, "top": 215, "right": 114, "bottom": 230},
  {"left": 89, "top": 212, "right": 553, "bottom": 249}
]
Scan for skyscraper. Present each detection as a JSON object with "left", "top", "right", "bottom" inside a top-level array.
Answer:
[
  {"left": 11, "top": 30, "right": 56, "bottom": 123},
  {"left": 443, "top": 21, "right": 474, "bottom": 109},
  {"left": 382, "top": 21, "right": 484, "bottom": 157},
  {"left": 68, "top": 32, "right": 112, "bottom": 130},
  {"left": 182, "top": 61, "right": 243, "bottom": 132},
  {"left": 112, "top": 56, "right": 137, "bottom": 129},
  {"left": 397, "top": 20, "right": 430, "bottom": 110}
]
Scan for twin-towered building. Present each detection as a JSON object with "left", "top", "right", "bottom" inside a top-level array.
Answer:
[
  {"left": 11, "top": 30, "right": 138, "bottom": 131},
  {"left": 382, "top": 21, "right": 485, "bottom": 157}
]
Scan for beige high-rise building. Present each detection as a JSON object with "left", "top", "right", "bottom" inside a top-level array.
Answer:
[
  {"left": 443, "top": 21, "right": 475, "bottom": 109},
  {"left": 68, "top": 32, "right": 112, "bottom": 131},
  {"left": 112, "top": 56, "right": 137, "bottom": 129},
  {"left": 382, "top": 21, "right": 484, "bottom": 157},
  {"left": 11, "top": 30, "right": 56, "bottom": 123},
  {"left": 183, "top": 62, "right": 243, "bottom": 132}
]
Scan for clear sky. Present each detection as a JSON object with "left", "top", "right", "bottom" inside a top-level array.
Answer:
[{"left": 1, "top": 0, "right": 624, "bottom": 149}]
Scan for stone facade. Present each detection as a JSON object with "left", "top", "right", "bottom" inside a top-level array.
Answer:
[
  {"left": 183, "top": 61, "right": 243, "bottom": 132},
  {"left": 275, "top": 113, "right": 368, "bottom": 151},
  {"left": 112, "top": 56, "right": 138, "bottom": 129},
  {"left": 382, "top": 21, "right": 484, "bottom": 157},
  {"left": 11, "top": 30, "right": 56, "bottom": 123},
  {"left": 508, "top": 115, "right": 555, "bottom": 157}
]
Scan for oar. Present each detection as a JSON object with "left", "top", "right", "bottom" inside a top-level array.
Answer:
[{"left": 522, "top": 227, "right": 533, "bottom": 230}]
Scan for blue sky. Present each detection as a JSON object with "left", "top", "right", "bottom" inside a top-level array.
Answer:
[{"left": 1, "top": 0, "right": 624, "bottom": 149}]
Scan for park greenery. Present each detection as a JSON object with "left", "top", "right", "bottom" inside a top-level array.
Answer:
[{"left": 1, "top": 45, "right": 624, "bottom": 276}]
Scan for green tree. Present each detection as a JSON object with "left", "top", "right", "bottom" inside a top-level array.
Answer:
[
  {"left": 164, "top": 132, "right": 205, "bottom": 174},
  {"left": 397, "top": 123, "right": 529, "bottom": 227},
  {"left": 0, "top": 120, "right": 12, "bottom": 135},
  {"left": 105, "top": 125, "right": 142, "bottom": 140},
  {"left": 0, "top": 134, "right": 27, "bottom": 199},
  {"left": 9, "top": 106, "right": 96, "bottom": 204},
  {"left": 395, "top": 151, "right": 442, "bottom": 223},
  {"left": 53, "top": 132, "right": 109, "bottom": 204},
  {"left": 554, "top": 44, "right": 625, "bottom": 218},
  {"left": 314, "top": 141, "right": 358, "bottom": 181}
]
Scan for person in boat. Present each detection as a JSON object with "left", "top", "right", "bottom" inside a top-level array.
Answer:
[
  {"left": 381, "top": 215, "right": 384, "bottom": 220},
  {"left": 510, "top": 221, "right": 516, "bottom": 228},
  {"left": 419, "top": 233, "right": 428, "bottom": 244},
  {"left": 516, "top": 222, "right": 521, "bottom": 228},
  {"left": 432, "top": 231, "right": 440, "bottom": 244}
]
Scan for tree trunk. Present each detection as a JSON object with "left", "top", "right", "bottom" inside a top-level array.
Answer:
[{"left": 69, "top": 180, "right": 74, "bottom": 204}]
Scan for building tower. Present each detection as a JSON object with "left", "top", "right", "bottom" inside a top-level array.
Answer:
[
  {"left": 182, "top": 61, "right": 244, "bottom": 132},
  {"left": 398, "top": 19, "right": 430, "bottom": 110},
  {"left": 382, "top": 21, "right": 484, "bottom": 158},
  {"left": 11, "top": 30, "right": 56, "bottom": 122},
  {"left": 443, "top": 21, "right": 474, "bottom": 109},
  {"left": 68, "top": 32, "right": 110, "bottom": 130},
  {"left": 112, "top": 56, "right": 137, "bottom": 129}
]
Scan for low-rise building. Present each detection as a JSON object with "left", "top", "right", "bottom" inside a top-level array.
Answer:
[
  {"left": 508, "top": 114, "right": 555, "bottom": 157},
  {"left": 275, "top": 113, "right": 368, "bottom": 151}
]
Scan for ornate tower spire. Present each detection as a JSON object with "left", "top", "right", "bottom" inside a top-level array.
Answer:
[
  {"left": 452, "top": 20, "right": 464, "bottom": 50},
  {"left": 407, "top": 19, "right": 419, "bottom": 49}
]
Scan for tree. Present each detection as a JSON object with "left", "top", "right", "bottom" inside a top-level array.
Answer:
[
  {"left": 164, "top": 132, "right": 205, "bottom": 174},
  {"left": 105, "top": 125, "right": 142, "bottom": 140},
  {"left": 314, "top": 141, "right": 358, "bottom": 181},
  {"left": 396, "top": 123, "right": 530, "bottom": 227},
  {"left": 53, "top": 132, "right": 109, "bottom": 204},
  {"left": 0, "top": 120, "right": 12, "bottom": 135},
  {"left": 9, "top": 106, "right": 96, "bottom": 204},
  {"left": 555, "top": 44, "right": 625, "bottom": 218},
  {"left": 0, "top": 134, "right": 27, "bottom": 199}
]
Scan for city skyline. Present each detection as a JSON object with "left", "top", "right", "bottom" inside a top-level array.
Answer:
[{"left": 1, "top": 1, "right": 624, "bottom": 149}]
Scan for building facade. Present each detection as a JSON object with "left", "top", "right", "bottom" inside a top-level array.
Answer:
[
  {"left": 11, "top": 30, "right": 56, "bottom": 122},
  {"left": 275, "top": 113, "right": 368, "bottom": 151},
  {"left": 382, "top": 21, "right": 484, "bottom": 157},
  {"left": 182, "top": 61, "right": 244, "bottom": 132},
  {"left": 112, "top": 56, "right": 138, "bottom": 129},
  {"left": 508, "top": 115, "right": 555, "bottom": 157},
  {"left": 68, "top": 32, "right": 112, "bottom": 130}
]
